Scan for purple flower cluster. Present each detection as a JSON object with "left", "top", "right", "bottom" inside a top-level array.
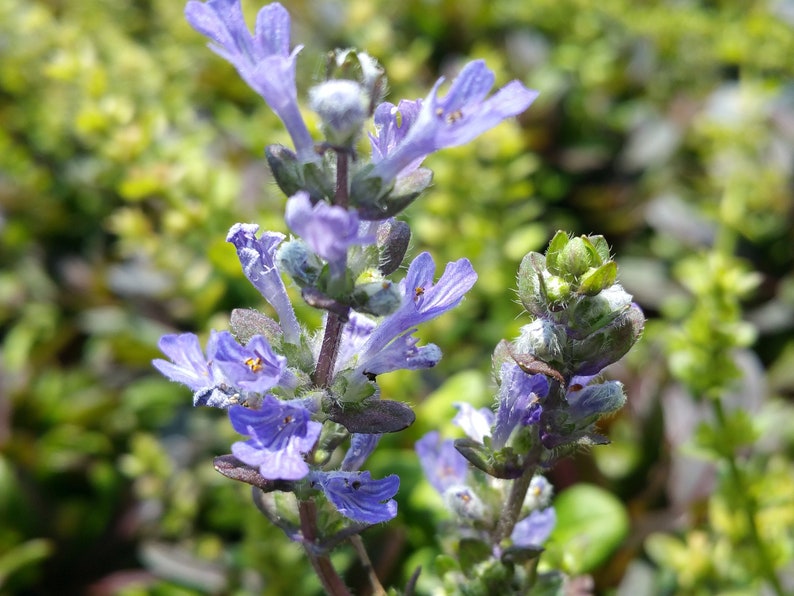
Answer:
[
  {"left": 416, "top": 430, "right": 556, "bottom": 548},
  {"left": 158, "top": 0, "right": 540, "bottom": 540}
]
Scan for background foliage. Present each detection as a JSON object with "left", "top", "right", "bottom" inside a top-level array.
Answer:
[{"left": 2, "top": 0, "right": 793, "bottom": 594}]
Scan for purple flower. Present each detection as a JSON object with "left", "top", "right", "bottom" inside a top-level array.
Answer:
[
  {"left": 334, "top": 312, "right": 376, "bottom": 368},
  {"left": 229, "top": 395, "right": 321, "bottom": 480},
  {"left": 511, "top": 507, "right": 556, "bottom": 548},
  {"left": 153, "top": 331, "right": 237, "bottom": 408},
  {"left": 354, "top": 252, "right": 477, "bottom": 368},
  {"left": 311, "top": 470, "right": 399, "bottom": 524},
  {"left": 341, "top": 433, "right": 381, "bottom": 472},
  {"left": 185, "top": 0, "right": 316, "bottom": 162},
  {"left": 369, "top": 99, "right": 423, "bottom": 174},
  {"left": 492, "top": 362, "right": 549, "bottom": 449},
  {"left": 213, "top": 331, "right": 286, "bottom": 394},
  {"left": 227, "top": 223, "right": 301, "bottom": 344},
  {"left": 415, "top": 431, "right": 470, "bottom": 494},
  {"left": 284, "top": 191, "right": 376, "bottom": 267},
  {"left": 153, "top": 332, "right": 219, "bottom": 391},
  {"left": 369, "top": 60, "right": 538, "bottom": 184},
  {"left": 452, "top": 403, "right": 494, "bottom": 443},
  {"left": 524, "top": 475, "right": 554, "bottom": 510}
]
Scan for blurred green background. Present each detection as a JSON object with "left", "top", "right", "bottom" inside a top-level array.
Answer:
[{"left": 2, "top": 0, "right": 793, "bottom": 594}]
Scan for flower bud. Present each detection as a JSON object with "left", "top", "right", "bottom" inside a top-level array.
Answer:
[
  {"left": 570, "top": 302, "right": 644, "bottom": 375},
  {"left": 326, "top": 49, "right": 386, "bottom": 114},
  {"left": 352, "top": 279, "right": 402, "bottom": 316},
  {"left": 523, "top": 475, "right": 554, "bottom": 510},
  {"left": 514, "top": 319, "right": 567, "bottom": 368},
  {"left": 517, "top": 252, "right": 548, "bottom": 317},
  {"left": 265, "top": 144, "right": 303, "bottom": 197},
  {"left": 567, "top": 284, "right": 633, "bottom": 338},
  {"left": 443, "top": 484, "right": 487, "bottom": 522},
  {"left": 545, "top": 275, "right": 571, "bottom": 303},
  {"left": 276, "top": 239, "right": 323, "bottom": 287},
  {"left": 309, "top": 80, "right": 369, "bottom": 146},
  {"left": 351, "top": 165, "right": 432, "bottom": 220},
  {"left": 576, "top": 261, "right": 617, "bottom": 296},
  {"left": 566, "top": 380, "right": 626, "bottom": 423},
  {"left": 266, "top": 144, "right": 330, "bottom": 203},
  {"left": 558, "top": 236, "right": 594, "bottom": 278}
]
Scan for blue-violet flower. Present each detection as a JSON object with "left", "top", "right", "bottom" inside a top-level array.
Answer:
[
  {"left": 185, "top": 0, "right": 316, "bottom": 162},
  {"left": 229, "top": 396, "right": 322, "bottom": 480},
  {"left": 369, "top": 60, "right": 539, "bottom": 184},
  {"left": 310, "top": 470, "right": 399, "bottom": 524}
]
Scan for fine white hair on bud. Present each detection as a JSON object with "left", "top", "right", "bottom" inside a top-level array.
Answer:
[
  {"left": 309, "top": 80, "right": 369, "bottom": 145},
  {"left": 443, "top": 484, "right": 486, "bottom": 522}
]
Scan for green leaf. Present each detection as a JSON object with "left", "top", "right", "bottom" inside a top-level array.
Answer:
[{"left": 548, "top": 484, "right": 629, "bottom": 574}]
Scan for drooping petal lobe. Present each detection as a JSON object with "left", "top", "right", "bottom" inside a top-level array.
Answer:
[
  {"left": 341, "top": 434, "right": 382, "bottom": 471},
  {"left": 312, "top": 471, "right": 399, "bottom": 524}
]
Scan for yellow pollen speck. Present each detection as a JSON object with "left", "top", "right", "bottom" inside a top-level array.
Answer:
[{"left": 245, "top": 357, "right": 263, "bottom": 372}]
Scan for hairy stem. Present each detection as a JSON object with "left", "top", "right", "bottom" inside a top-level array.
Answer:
[
  {"left": 299, "top": 500, "right": 352, "bottom": 596},
  {"left": 334, "top": 149, "right": 349, "bottom": 208},
  {"left": 493, "top": 464, "right": 535, "bottom": 545},
  {"left": 304, "top": 148, "right": 362, "bottom": 594},
  {"left": 313, "top": 311, "right": 347, "bottom": 387},
  {"left": 312, "top": 149, "right": 352, "bottom": 387}
]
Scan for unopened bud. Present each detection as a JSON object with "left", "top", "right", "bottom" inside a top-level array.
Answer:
[
  {"left": 443, "top": 484, "right": 486, "bottom": 522},
  {"left": 352, "top": 279, "right": 402, "bottom": 316},
  {"left": 265, "top": 144, "right": 303, "bottom": 197},
  {"left": 568, "top": 284, "right": 633, "bottom": 338},
  {"left": 523, "top": 475, "right": 554, "bottom": 510},
  {"left": 559, "top": 236, "right": 593, "bottom": 278},
  {"left": 517, "top": 252, "right": 548, "bottom": 317},
  {"left": 566, "top": 380, "right": 626, "bottom": 423},
  {"left": 276, "top": 239, "right": 323, "bottom": 287},
  {"left": 309, "top": 80, "right": 369, "bottom": 146},
  {"left": 514, "top": 319, "right": 567, "bottom": 367},
  {"left": 570, "top": 302, "right": 644, "bottom": 375}
]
